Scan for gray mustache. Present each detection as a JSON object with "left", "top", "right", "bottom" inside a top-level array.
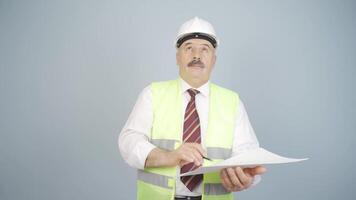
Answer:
[{"left": 188, "top": 60, "right": 205, "bottom": 68}]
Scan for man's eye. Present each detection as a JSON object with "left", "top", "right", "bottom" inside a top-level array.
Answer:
[{"left": 186, "top": 46, "right": 192, "bottom": 50}]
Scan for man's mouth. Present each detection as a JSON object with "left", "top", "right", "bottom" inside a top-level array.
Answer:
[{"left": 188, "top": 64, "right": 204, "bottom": 68}]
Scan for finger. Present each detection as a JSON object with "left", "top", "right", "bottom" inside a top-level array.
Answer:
[
  {"left": 220, "top": 169, "right": 233, "bottom": 189},
  {"left": 254, "top": 166, "right": 267, "bottom": 174},
  {"left": 176, "top": 144, "right": 203, "bottom": 166},
  {"left": 234, "top": 167, "right": 252, "bottom": 187},
  {"left": 229, "top": 185, "right": 243, "bottom": 192},
  {"left": 186, "top": 146, "right": 203, "bottom": 166},
  {"left": 244, "top": 166, "right": 267, "bottom": 176},
  {"left": 180, "top": 153, "right": 194, "bottom": 163},
  {"left": 220, "top": 180, "right": 231, "bottom": 192},
  {"left": 220, "top": 171, "right": 230, "bottom": 191},
  {"left": 226, "top": 168, "right": 243, "bottom": 189},
  {"left": 187, "top": 143, "right": 206, "bottom": 157}
]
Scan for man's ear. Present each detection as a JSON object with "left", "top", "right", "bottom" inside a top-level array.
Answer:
[
  {"left": 176, "top": 51, "right": 179, "bottom": 65},
  {"left": 212, "top": 54, "right": 217, "bottom": 69}
]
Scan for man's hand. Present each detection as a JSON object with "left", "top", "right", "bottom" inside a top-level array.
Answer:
[
  {"left": 220, "top": 166, "right": 266, "bottom": 192},
  {"left": 170, "top": 143, "right": 206, "bottom": 166},
  {"left": 145, "top": 143, "right": 206, "bottom": 168}
]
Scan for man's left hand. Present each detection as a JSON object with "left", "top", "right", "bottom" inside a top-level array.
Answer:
[{"left": 220, "top": 166, "right": 266, "bottom": 192}]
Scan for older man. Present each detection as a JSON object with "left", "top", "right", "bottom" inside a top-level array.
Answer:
[{"left": 119, "top": 17, "right": 266, "bottom": 200}]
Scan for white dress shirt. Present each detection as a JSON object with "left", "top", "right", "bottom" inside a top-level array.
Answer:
[{"left": 118, "top": 77, "right": 261, "bottom": 196}]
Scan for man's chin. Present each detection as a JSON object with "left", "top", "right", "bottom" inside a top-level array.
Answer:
[
  {"left": 188, "top": 71, "right": 206, "bottom": 79},
  {"left": 181, "top": 67, "right": 206, "bottom": 79}
]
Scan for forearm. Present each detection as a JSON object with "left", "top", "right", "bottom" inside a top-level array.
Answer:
[
  {"left": 144, "top": 148, "right": 177, "bottom": 168},
  {"left": 119, "top": 129, "right": 156, "bottom": 169}
]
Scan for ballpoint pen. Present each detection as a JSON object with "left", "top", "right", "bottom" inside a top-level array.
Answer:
[{"left": 202, "top": 156, "right": 212, "bottom": 161}]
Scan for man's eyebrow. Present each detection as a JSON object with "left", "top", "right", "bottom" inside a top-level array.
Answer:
[
  {"left": 183, "top": 42, "right": 212, "bottom": 49},
  {"left": 201, "top": 43, "right": 212, "bottom": 49}
]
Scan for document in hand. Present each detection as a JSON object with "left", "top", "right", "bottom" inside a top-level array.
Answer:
[{"left": 180, "top": 147, "right": 308, "bottom": 176}]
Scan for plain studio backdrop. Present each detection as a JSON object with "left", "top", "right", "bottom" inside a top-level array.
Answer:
[{"left": 1, "top": 0, "right": 355, "bottom": 199}]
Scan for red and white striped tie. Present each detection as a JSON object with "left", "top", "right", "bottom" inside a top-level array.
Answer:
[{"left": 180, "top": 88, "right": 203, "bottom": 191}]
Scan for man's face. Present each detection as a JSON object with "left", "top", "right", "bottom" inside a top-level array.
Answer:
[{"left": 176, "top": 39, "right": 216, "bottom": 85}]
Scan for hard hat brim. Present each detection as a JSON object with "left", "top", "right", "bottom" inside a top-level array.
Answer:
[{"left": 176, "top": 32, "right": 217, "bottom": 48}]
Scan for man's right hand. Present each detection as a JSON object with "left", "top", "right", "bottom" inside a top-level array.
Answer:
[
  {"left": 144, "top": 143, "right": 206, "bottom": 168},
  {"left": 169, "top": 143, "right": 206, "bottom": 167}
]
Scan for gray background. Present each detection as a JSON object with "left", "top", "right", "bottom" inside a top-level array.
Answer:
[{"left": 1, "top": 0, "right": 355, "bottom": 199}]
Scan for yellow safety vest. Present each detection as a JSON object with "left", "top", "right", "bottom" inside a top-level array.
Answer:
[{"left": 137, "top": 79, "right": 239, "bottom": 200}]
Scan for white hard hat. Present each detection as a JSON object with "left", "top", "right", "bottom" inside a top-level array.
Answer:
[{"left": 175, "top": 16, "right": 219, "bottom": 48}]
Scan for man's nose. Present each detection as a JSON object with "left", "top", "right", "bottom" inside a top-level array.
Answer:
[{"left": 192, "top": 49, "right": 201, "bottom": 60}]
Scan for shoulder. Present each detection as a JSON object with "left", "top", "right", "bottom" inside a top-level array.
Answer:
[
  {"left": 150, "top": 79, "right": 178, "bottom": 88},
  {"left": 210, "top": 82, "right": 240, "bottom": 99},
  {"left": 150, "top": 79, "right": 179, "bottom": 94}
]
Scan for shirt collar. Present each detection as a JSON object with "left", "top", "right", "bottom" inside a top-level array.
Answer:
[{"left": 179, "top": 76, "right": 210, "bottom": 97}]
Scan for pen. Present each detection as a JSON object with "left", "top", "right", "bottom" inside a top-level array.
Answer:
[{"left": 202, "top": 156, "right": 212, "bottom": 161}]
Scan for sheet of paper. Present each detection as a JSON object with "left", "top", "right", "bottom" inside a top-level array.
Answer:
[{"left": 180, "top": 147, "right": 308, "bottom": 176}]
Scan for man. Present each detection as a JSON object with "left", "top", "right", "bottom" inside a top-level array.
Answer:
[{"left": 119, "top": 17, "right": 266, "bottom": 200}]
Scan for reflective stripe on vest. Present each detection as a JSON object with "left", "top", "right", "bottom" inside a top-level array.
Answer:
[
  {"left": 138, "top": 170, "right": 173, "bottom": 189},
  {"left": 151, "top": 139, "right": 178, "bottom": 151},
  {"left": 150, "top": 140, "right": 232, "bottom": 159},
  {"left": 204, "top": 183, "right": 230, "bottom": 195},
  {"left": 206, "top": 147, "right": 232, "bottom": 160}
]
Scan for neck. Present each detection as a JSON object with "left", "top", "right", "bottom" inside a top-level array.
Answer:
[{"left": 181, "top": 76, "right": 208, "bottom": 88}]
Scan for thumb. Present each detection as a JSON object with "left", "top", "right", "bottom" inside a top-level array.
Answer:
[{"left": 244, "top": 166, "right": 267, "bottom": 176}]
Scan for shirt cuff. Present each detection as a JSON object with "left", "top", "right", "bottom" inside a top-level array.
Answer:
[
  {"left": 134, "top": 141, "right": 156, "bottom": 170},
  {"left": 250, "top": 175, "right": 261, "bottom": 187}
]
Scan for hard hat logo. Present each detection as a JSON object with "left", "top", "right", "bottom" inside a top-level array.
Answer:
[{"left": 175, "top": 17, "right": 219, "bottom": 49}]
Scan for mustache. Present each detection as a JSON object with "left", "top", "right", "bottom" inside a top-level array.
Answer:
[{"left": 188, "top": 60, "right": 205, "bottom": 68}]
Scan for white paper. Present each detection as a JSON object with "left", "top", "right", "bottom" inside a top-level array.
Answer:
[{"left": 180, "top": 147, "right": 308, "bottom": 176}]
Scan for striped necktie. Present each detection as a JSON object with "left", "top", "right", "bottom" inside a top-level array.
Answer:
[{"left": 180, "top": 88, "right": 203, "bottom": 191}]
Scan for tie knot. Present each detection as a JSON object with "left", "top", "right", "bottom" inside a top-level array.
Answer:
[{"left": 187, "top": 89, "right": 200, "bottom": 98}]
